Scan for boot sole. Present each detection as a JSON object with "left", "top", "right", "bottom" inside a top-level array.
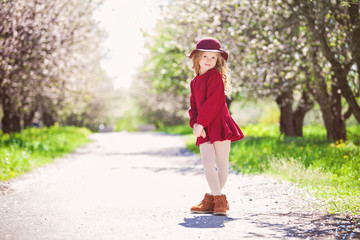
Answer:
[
  {"left": 191, "top": 210, "right": 213, "bottom": 214},
  {"left": 213, "top": 212, "right": 227, "bottom": 216}
]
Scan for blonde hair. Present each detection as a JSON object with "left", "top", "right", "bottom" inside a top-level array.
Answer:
[{"left": 191, "top": 51, "right": 232, "bottom": 96}]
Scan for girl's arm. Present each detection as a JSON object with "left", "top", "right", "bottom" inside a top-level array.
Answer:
[
  {"left": 196, "top": 71, "right": 225, "bottom": 128},
  {"left": 188, "top": 81, "right": 198, "bottom": 128}
]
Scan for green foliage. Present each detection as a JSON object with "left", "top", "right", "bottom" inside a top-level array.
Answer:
[
  {"left": 161, "top": 123, "right": 360, "bottom": 214},
  {"left": 115, "top": 118, "right": 141, "bottom": 132},
  {"left": 142, "top": 28, "right": 191, "bottom": 96},
  {"left": 0, "top": 125, "right": 91, "bottom": 180},
  {"left": 114, "top": 91, "right": 149, "bottom": 132},
  {"left": 115, "top": 109, "right": 146, "bottom": 132}
]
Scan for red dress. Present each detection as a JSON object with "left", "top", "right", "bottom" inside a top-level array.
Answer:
[{"left": 188, "top": 68, "right": 244, "bottom": 146}]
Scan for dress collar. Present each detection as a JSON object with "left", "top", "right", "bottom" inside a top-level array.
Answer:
[{"left": 197, "top": 68, "right": 217, "bottom": 78}]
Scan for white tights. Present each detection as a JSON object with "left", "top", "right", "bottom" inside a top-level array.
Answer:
[{"left": 199, "top": 140, "right": 231, "bottom": 196}]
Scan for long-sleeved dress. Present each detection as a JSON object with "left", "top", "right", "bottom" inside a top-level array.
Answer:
[{"left": 188, "top": 68, "right": 244, "bottom": 146}]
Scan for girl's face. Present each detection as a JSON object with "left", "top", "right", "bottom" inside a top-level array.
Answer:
[{"left": 198, "top": 51, "right": 218, "bottom": 74}]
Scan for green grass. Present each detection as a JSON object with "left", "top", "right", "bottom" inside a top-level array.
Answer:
[
  {"left": 159, "top": 124, "right": 360, "bottom": 214},
  {"left": 158, "top": 124, "right": 193, "bottom": 135},
  {"left": 0, "top": 125, "right": 91, "bottom": 180}
]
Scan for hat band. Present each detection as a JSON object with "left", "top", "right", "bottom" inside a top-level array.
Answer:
[{"left": 195, "top": 49, "right": 222, "bottom": 53}]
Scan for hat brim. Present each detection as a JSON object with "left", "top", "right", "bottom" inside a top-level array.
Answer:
[{"left": 188, "top": 49, "right": 228, "bottom": 61}]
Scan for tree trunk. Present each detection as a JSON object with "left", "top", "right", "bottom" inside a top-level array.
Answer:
[
  {"left": 43, "top": 111, "right": 55, "bottom": 127},
  {"left": 330, "top": 83, "right": 346, "bottom": 140},
  {"left": 293, "top": 91, "right": 314, "bottom": 137},
  {"left": 276, "top": 89, "right": 312, "bottom": 137},
  {"left": 316, "top": 92, "right": 346, "bottom": 141},
  {"left": 276, "top": 91, "right": 297, "bottom": 137},
  {"left": 310, "top": 48, "right": 347, "bottom": 141},
  {"left": 1, "top": 96, "right": 21, "bottom": 133},
  {"left": 23, "top": 110, "right": 36, "bottom": 128}
]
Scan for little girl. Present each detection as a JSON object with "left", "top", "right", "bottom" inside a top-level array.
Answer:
[{"left": 188, "top": 37, "right": 244, "bottom": 215}]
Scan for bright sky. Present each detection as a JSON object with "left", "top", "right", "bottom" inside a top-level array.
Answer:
[{"left": 95, "top": 0, "right": 165, "bottom": 89}]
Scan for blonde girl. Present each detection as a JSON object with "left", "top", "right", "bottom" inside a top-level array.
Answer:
[{"left": 188, "top": 37, "right": 244, "bottom": 215}]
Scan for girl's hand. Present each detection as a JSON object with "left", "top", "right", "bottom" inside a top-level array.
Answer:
[
  {"left": 193, "top": 124, "right": 204, "bottom": 137},
  {"left": 200, "top": 129, "right": 206, "bottom": 138}
]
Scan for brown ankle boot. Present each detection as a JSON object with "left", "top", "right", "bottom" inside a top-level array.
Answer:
[
  {"left": 213, "top": 195, "right": 228, "bottom": 216},
  {"left": 190, "top": 193, "right": 214, "bottom": 213}
]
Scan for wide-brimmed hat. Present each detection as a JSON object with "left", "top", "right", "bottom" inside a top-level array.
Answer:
[{"left": 188, "top": 37, "right": 228, "bottom": 61}]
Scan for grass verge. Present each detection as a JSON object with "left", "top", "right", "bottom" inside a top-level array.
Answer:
[
  {"left": 0, "top": 125, "right": 91, "bottom": 181},
  {"left": 158, "top": 124, "right": 360, "bottom": 215}
]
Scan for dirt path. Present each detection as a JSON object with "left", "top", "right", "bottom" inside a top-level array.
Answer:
[{"left": 0, "top": 132, "right": 358, "bottom": 239}]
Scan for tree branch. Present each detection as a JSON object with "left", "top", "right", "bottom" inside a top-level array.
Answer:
[{"left": 344, "top": 107, "right": 353, "bottom": 120}]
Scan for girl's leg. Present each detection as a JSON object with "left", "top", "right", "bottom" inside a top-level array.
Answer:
[
  {"left": 213, "top": 140, "right": 231, "bottom": 190},
  {"left": 199, "top": 142, "right": 222, "bottom": 195}
]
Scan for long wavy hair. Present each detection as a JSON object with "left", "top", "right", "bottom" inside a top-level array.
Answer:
[{"left": 191, "top": 51, "right": 232, "bottom": 96}]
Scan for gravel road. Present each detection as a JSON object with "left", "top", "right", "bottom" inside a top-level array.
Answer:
[{"left": 1, "top": 132, "right": 359, "bottom": 239}]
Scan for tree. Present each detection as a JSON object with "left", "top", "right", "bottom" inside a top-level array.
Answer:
[
  {"left": 219, "top": 1, "right": 315, "bottom": 137},
  {"left": 290, "top": 0, "right": 360, "bottom": 140},
  {"left": 0, "top": 0, "right": 107, "bottom": 133}
]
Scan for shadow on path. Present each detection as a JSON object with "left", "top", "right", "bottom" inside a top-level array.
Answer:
[
  {"left": 179, "top": 215, "right": 239, "bottom": 228},
  {"left": 244, "top": 212, "right": 360, "bottom": 239},
  {"left": 179, "top": 213, "right": 360, "bottom": 238}
]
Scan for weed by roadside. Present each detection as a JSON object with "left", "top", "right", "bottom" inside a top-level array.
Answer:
[{"left": 0, "top": 125, "right": 91, "bottom": 180}]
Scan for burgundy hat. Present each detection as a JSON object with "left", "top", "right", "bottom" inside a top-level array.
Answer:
[{"left": 188, "top": 37, "right": 228, "bottom": 61}]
